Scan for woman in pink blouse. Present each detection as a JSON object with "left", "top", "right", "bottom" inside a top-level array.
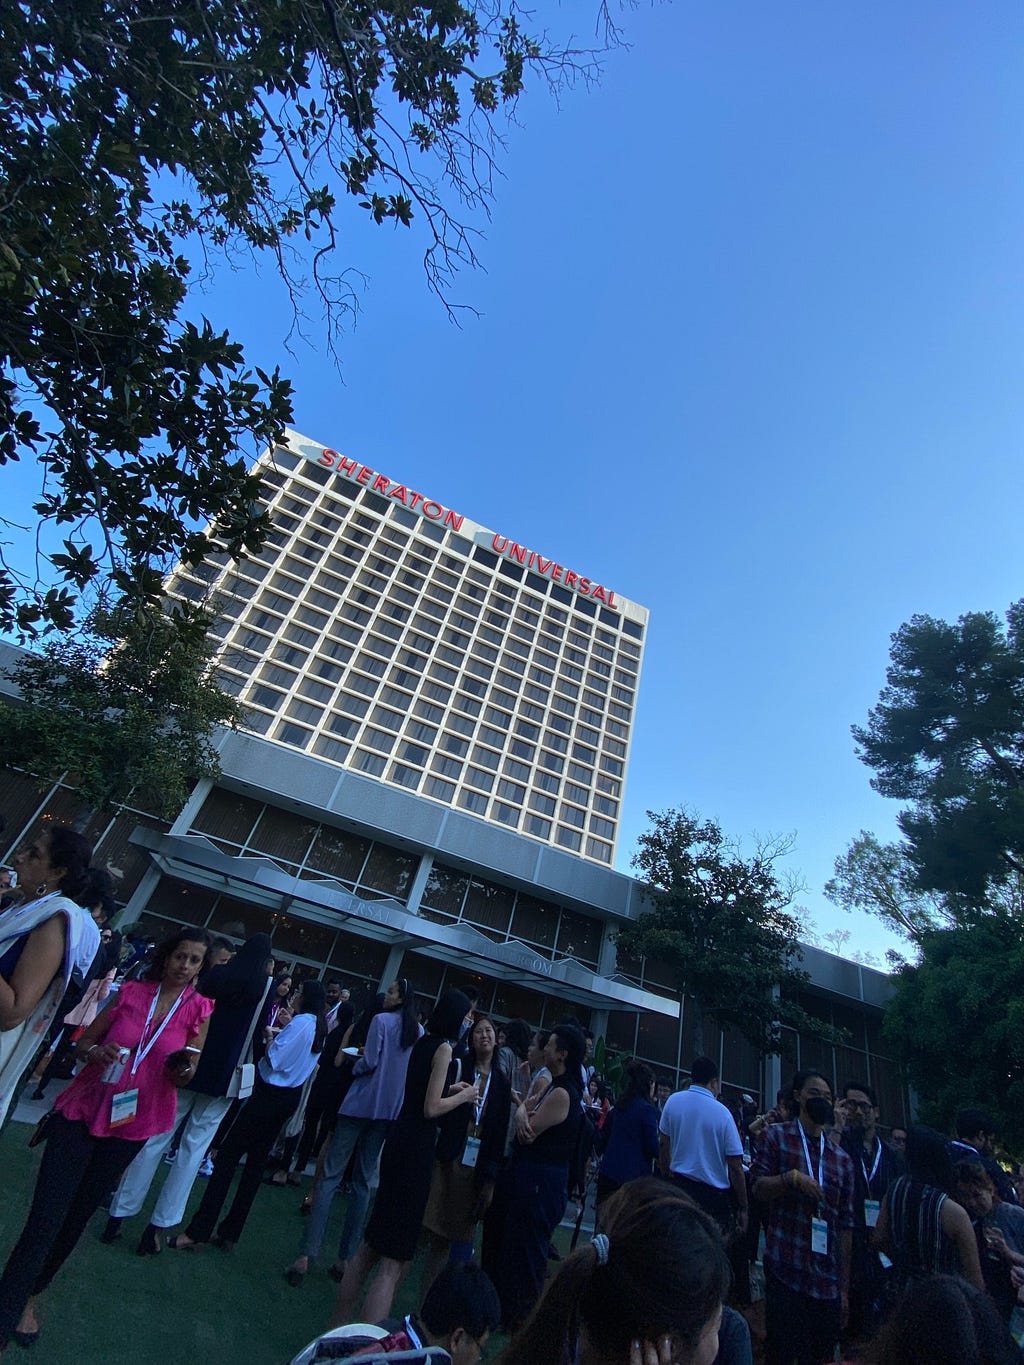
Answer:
[{"left": 0, "top": 926, "right": 214, "bottom": 1353}]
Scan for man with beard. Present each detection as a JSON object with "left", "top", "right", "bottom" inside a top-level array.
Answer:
[{"left": 751, "top": 1070, "right": 855, "bottom": 1365}]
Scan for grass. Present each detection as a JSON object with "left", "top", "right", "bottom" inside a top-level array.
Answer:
[
  {"left": 0, "top": 1118, "right": 583, "bottom": 1364},
  {"left": 0, "top": 1123, "right": 433, "bottom": 1365}
]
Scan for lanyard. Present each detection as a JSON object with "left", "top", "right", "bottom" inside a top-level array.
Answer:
[
  {"left": 474, "top": 1068, "right": 492, "bottom": 1126},
  {"left": 131, "top": 985, "right": 191, "bottom": 1076},
  {"left": 799, "top": 1125, "right": 826, "bottom": 1188},
  {"left": 861, "top": 1139, "right": 882, "bottom": 1189}
]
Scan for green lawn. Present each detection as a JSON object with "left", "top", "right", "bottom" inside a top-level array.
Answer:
[
  {"left": 0, "top": 1118, "right": 582, "bottom": 1363},
  {"left": 0, "top": 1123, "right": 436, "bottom": 1365}
]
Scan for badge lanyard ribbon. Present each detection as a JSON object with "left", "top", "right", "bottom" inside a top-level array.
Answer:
[
  {"left": 799, "top": 1126, "right": 826, "bottom": 1209},
  {"left": 131, "top": 985, "right": 192, "bottom": 1076},
  {"left": 473, "top": 1068, "right": 492, "bottom": 1128},
  {"left": 861, "top": 1139, "right": 881, "bottom": 1191}
]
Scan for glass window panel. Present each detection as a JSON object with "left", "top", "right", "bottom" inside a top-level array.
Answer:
[
  {"left": 462, "top": 877, "right": 515, "bottom": 935},
  {"left": 421, "top": 863, "right": 470, "bottom": 916},
  {"left": 555, "top": 908, "right": 601, "bottom": 966},
  {"left": 190, "top": 789, "right": 265, "bottom": 846},
  {"left": 247, "top": 806, "right": 319, "bottom": 864},
  {"left": 304, "top": 825, "right": 371, "bottom": 884},
  {"left": 358, "top": 843, "right": 418, "bottom": 900},
  {"left": 511, "top": 894, "right": 559, "bottom": 949}
]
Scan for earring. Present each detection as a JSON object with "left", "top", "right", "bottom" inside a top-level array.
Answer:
[{"left": 36, "top": 882, "right": 48, "bottom": 897}]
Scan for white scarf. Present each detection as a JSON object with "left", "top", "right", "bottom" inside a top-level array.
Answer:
[{"left": 0, "top": 892, "right": 101, "bottom": 1124}]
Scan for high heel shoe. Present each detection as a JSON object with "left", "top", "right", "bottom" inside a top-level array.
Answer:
[
  {"left": 136, "top": 1223, "right": 162, "bottom": 1256},
  {"left": 100, "top": 1216, "right": 123, "bottom": 1245}
]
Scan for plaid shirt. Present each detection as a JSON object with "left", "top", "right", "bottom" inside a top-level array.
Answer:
[{"left": 751, "top": 1119, "right": 855, "bottom": 1301}]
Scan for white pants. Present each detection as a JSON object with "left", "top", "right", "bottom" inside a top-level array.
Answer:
[{"left": 110, "top": 1089, "right": 231, "bottom": 1228}]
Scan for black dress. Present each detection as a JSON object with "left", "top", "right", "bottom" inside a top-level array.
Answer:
[{"left": 365, "top": 1033, "right": 451, "bottom": 1261}]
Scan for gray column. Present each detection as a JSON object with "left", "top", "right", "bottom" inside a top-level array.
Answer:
[
  {"left": 404, "top": 852, "right": 434, "bottom": 916},
  {"left": 378, "top": 943, "right": 408, "bottom": 995}
]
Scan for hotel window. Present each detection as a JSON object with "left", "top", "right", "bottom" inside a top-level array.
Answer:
[
  {"left": 338, "top": 694, "right": 370, "bottom": 717},
  {"left": 503, "top": 759, "right": 530, "bottom": 782},
  {"left": 567, "top": 762, "right": 593, "bottom": 784},
  {"left": 424, "top": 776, "right": 456, "bottom": 802},
  {"left": 600, "top": 756, "right": 624, "bottom": 777},
  {"left": 459, "top": 790, "right": 488, "bottom": 815},
  {"left": 413, "top": 701, "right": 444, "bottom": 723},
  {"left": 466, "top": 766, "right": 495, "bottom": 791},
  {"left": 447, "top": 713, "right": 475, "bottom": 737},
  {"left": 363, "top": 728, "right": 396, "bottom": 753},
  {"left": 470, "top": 745, "right": 499, "bottom": 770},
  {"left": 275, "top": 721, "right": 311, "bottom": 748},
  {"left": 497, "top": 779, "right": 526, "bottom": 803},
  {"left": 510, "top": 739, "right": 535, "bottom": 761},
  {"left": 399, "top": 742, "right": 429, "bottom": 766},
  {"left": 389, "top": 764, "right": 420, "bottom": 790},
  {"left": 478, "top": 725, "right": 504, "bottom": 748},
  {"left": 556, "top": 827, "right": 582, "bottom": 852},
  {"left": 370, "top": 705, "right": 404, "bottom": 730},
  {"left": 564, "top": 782, "right": 589, "bottom": 805},
  {"left": 492, "top": 802, "right": 519, "bottom": 828},
  {"left": 326, "top": 714, "right": 358, "bottom": 737},
  {"left": 405, "top": 721, "right": 438, "bottom": 744},
  {"left": 355, "top": 751, "right": 387, "bottom": 777},
  {"left": 441, "top": 733, "right": 469, "bottom": 757},
  {"left": 560, "top": 805, "right": 586, "bottom": 829},
  {"left": 287, "top": 699, "right": 322, "bottom": 725},
  {"left": 544, "top": 732, "right": 568, "bottom": 754},
  {"left": 529, "top": 791, "right": 556, "bottom": 816},
  {"left": 432, "top": 755, "right": 464, "bottom": 779},
  {"left": 539, "top": 751, "right": 565, "bottom": 774},
  {"left": 314, "top": 736, "right": 351, "bottom": 763},
  {"left": 586, "top": 838, "right": 613, "bottom": 863},
  {"left": 348, "top": 673, "right": 379, "bottom": 697},
  {"left": 590, "top": 815, "right": 616, "bottom": 839}
]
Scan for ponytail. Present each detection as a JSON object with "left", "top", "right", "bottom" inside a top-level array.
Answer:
[
  {"left": 495, "top": 1177, "right": 729, "bottom": 1365},
  {"left": 496, "top": 1237, "right": 602, "bottom": 1365}
]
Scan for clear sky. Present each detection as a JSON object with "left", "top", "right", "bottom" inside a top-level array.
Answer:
[{"left": 7, "top": 1, "right": 1023, "bottom": 959}]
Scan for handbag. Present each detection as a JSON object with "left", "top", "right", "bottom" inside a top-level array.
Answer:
[
  {"left": 28, "top": 1108, "right": 55, "bottom": 1148},
  {"left": 225, "top": 979, "right": 272, "bottom": 1101}
]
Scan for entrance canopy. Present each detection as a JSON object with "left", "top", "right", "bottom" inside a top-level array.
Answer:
[{"left": 131, "top": 828, "right": 677, "bottom": 1019}]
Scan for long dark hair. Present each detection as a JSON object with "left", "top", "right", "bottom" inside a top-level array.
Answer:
[
  {"left": 866, "top": 1274, "right": 1020, "bottom": 1365},
  {"left": 47, "top": 827, "right": 93, "bottom": 900},
  {"left": 496, "top": 1178, "right": 729, "bottom": 1365},
  {"left": 295, "top": 978, "right": 327, "bottom": 1054},
  {"left": 617, "top": 1058, "right": 656, "bottom": 1111},
  {"left": 143, "top": 926, "right": 212, "bottom": 984},
  {"left": 394, "top": 976, "right": 420, "bottom": 1050},
  {"left": 502, "top": 1018, "right": 533, "bottom": 1061},
  {"left": 427, "top": 988, "right": 472, "bottom": 1041},
  {"left": 906, "top": 1124, "right": 955, "bottom": 1193}
]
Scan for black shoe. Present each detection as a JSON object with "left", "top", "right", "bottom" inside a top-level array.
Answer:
[
  {"left": 29, "top": 1087, "right": 46, "bottom": 1103},
  {"left": 13, "top": 1327, "right": 39, "bottom": 1347},
  {"left": 136, "top": 1223, "right": 162, "bottom": 1256},
  {"left": 100, "top": 1217, "right": 123, "bottom": 1245}
]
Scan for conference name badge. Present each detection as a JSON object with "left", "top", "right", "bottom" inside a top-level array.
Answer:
[{"left": 110, "top": 1089, "right": 139, "bottom": 1128}]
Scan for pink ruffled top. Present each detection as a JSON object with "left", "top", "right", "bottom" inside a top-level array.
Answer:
[{"left": 56, "top": 980, "right": 213, "bottom": 1141}]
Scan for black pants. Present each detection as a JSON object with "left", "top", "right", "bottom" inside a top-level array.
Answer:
[
  {"left": 0, "top": 1115, "right": 141, "bottom": 1348},
  {"left": 186, "top": 1077, "right": 300, "bottom": 1244},
  {"left": 670, "top": 1172, "right": 733, "bottom": 1236},
  {"left": 290, "top": 1090, "right": 337, "bottom": 1174},
  {"left": 764, "top": 1270, "right": 841, "bottom": 1365}
]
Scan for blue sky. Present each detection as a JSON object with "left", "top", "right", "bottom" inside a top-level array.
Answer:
[{"left": 7, "top": 1, "right": 1022, "bottom": 958}]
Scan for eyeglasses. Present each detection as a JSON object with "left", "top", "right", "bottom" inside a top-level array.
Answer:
[{"left": 846, "top": 1100, "right": 874, "bottom": 1112}]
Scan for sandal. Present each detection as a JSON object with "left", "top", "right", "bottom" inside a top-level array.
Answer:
[
  {"left": 136, "top": 1223, "right": 162, "bottom": 1257},
  {"left": 166, "top": 1234, "right": 200, "bottom": 1251},
  {"left": 285, "top": 1265, "right": 306, "bottom": 1287},
  {"left": 287, "top": 1172, "right": 302, "bottom": 1187}
]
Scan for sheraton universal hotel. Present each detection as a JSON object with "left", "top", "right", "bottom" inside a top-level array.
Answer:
[{"left": 0, "top": 430, "right": 905, "bottom": 1116}]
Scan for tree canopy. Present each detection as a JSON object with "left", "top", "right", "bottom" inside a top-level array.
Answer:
[
  {"left": 884, "top": 918, "right": 1024, "bottom": 1151},
  {"left": 0, "top": 0, "right": 600, "bottom": 634},
  {"left": 0, "top": 600, "right": 240, "bottom": 818},
  {"left": 616, "top": 809, "right": 839, "bottom": 1057},
  {"left": 852, "top": 602, "right": 1024, "bottom": 905}
]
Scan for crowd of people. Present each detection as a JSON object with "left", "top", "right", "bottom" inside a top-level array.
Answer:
[{"left": 1, "top": 826, "right": 1024, "bottom": 1365}]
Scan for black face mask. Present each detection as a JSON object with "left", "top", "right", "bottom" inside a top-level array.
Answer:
[{"left": 805, "top": 1097, "right": 834, "bottom": 1127}]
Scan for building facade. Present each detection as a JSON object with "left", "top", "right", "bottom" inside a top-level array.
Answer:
[{"left": 166, "top": 430, "right": 649, "bottom": 866}]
